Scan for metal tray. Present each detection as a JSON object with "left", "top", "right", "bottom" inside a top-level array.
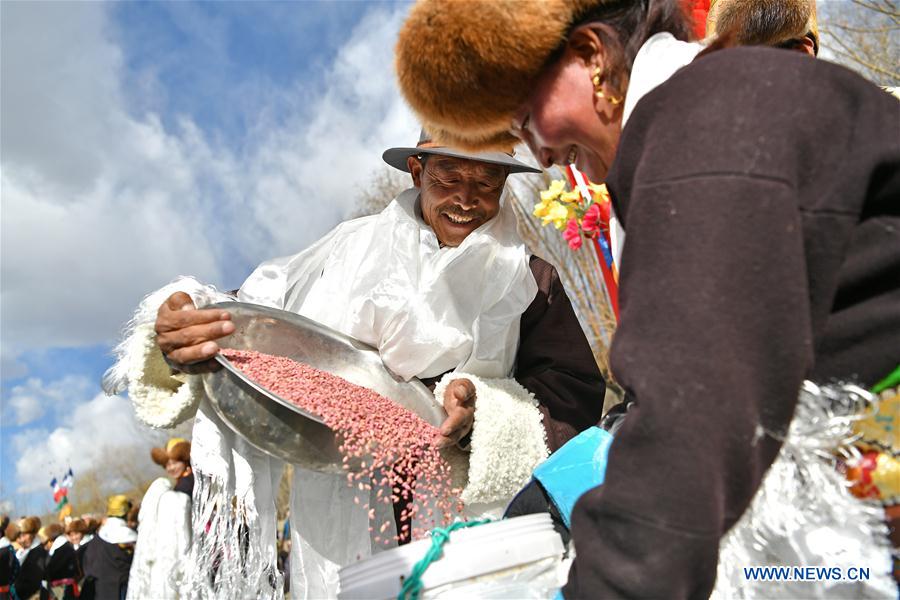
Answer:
[{"left": 201, "top": 302, "right": 445, "bottom": 472}]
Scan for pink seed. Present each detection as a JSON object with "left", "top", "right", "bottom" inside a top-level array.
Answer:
[{"left": 221, "top": 348, "right": 461, "bottom": 542}]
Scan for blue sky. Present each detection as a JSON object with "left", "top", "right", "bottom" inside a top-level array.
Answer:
[{"left": 1, "top": 0, "right": 420, "bottom": 513}]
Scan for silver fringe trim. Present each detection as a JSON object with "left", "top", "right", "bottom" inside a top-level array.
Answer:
[
  {"left": 186, "top": 471, "right": 283, "bottom": 599},
  {"left": 712, "top": 381, "right": 896, "bottom": 599}
]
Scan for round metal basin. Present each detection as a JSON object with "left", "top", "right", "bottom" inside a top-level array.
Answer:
[{"left": 201, "top": 301, "right": 446, "bottom": 472}]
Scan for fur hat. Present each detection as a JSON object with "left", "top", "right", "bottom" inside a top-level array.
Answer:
[
  {"left": 38, "top": 523, "right": 64, "bottom": 544},
  {"left": 707, "top": 0, "right": 818, "bottom": 53},
  {"left": 16, "top": 516, "right": 41, "bottom": 535},
  {"left": 106, "top": 495, "right": 132, "bottom": 519},
  {"left": 150, "top": 437, "right": 191, "bottom": 467},
  {"left": 395, "top": 0, "right": 609, "bottom": 152},
  {"left": 81, "top": 515, "right": 100, "bottom": 534},
  {"left": 65, "top": 518, "right": 88, "bottom": 535}
]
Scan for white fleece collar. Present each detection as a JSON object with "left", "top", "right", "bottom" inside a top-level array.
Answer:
[
  {"left": 98, "top": 517, "right": 137, "bottom": 545},
  {"left": 16, "top": 538, "right": 40, "bottom": 563},
  {"left": 48, "top": 535, "right": 68, "bottom": 556}
]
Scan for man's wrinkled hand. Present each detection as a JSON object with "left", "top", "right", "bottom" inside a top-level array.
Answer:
[
  {"left": 154, "top": 292, "right": 234, "bottom": 372},
  {"left": 438, "top": 378, "right": 476, "bottom": 448}
]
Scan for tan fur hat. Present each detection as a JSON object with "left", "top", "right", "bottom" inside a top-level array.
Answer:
[
  {"left": 150, "top": 437, "right": 191, "bottom": 467},
  {"left": 16, "top": 516, "right": 41, "bottom": 536},
  {"left": 65, "top": 518, "right": 88, "bottom": 535},
  {"left": 396, "top": 0, "right": 609, "bottom": 152},
  {"left": 38, "top": 523, "right": 64, "bottom": 544},
  {"left": 707, "top": 0, "right": 818, "bottom": 53},
  {"left": 81, "top": 515, "right": 100, "bottom": 534}
]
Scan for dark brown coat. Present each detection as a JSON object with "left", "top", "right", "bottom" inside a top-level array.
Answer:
[{"left": 564, "top": 47, "right": 900, "bottom": 599}]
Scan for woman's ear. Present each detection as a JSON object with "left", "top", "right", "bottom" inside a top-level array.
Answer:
[
  {"left": 567, "top": 24, "right": 606, "bottom": 72},
  {"left": 570, "top": 23, "right": 626, "bottom": 118},
  {"left": 566, "top": 25, "right": 615, "bottom": 117}
]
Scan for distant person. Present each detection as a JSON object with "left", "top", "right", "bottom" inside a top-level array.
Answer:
[
  {"left": 151, "top": 438, "right": 194, "bottom": 497},
  {"left": 78, "top": 517, "right": 98, "bottom": 548},
  {"left": 127, "top": 439, "right": 193, "bottom": 600},
  {"left": 38, "top": 524, "right": 80, "bottom": 600},
  {"left": 70, "top": 517, "right": 95, "bottom": 574},
  {"left": 0, "top": 517, "right": 10, "bottom": 549},
  {"left": 0, "top": 520, "right": 19, "bottom": 600},
  {"left": 63, "top": 520, "right": 86, "bottom": 550},
  {"left": 12, "top": 517, "right": 46, "bottom": 600},
  {"left": 80, "top": 497, "right": 136, "bottom": 600}
]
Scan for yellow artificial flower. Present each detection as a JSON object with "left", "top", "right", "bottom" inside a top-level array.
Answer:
[
  {"left": 546, "top": 201, "right": 570, "bottom": 229},
  {"left": 559, "top": 189, "right": 582, "bottom": 205},
  {"left": 533, "top": 198, "right": 552, "bottom": 219},
  {"left": 540, "top": 179, "right": 567, "bottom": 203},
  {"left": 589, "top": 182, "right": 610, "bottom": 203}
]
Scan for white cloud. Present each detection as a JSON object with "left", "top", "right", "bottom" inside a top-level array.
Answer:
[
  {"left": 0, "top": 1, "right": 224, "bottom": 358},
  {"left": 3, "top": 375, "right": 94, "bottom": 426},
  {"left": 1, "top": 348, "right": 28, "bottom": 380},
  {"left": 13, "top": 391, "right": 170, "bottom": 493},
  {"left": 231, "top": 5, "right": 422, "bottom": 258},
  {"left": 1, "top": 2, "right": 420, "bottom": 370}
]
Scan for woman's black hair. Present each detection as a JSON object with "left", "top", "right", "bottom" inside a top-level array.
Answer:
[{"left": 551, "top": 0, "right": 694, "bottom": 98}]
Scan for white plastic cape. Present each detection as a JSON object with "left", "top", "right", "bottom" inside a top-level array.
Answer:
[
  {"left": 240, "top": 187, "right": 537, "bottom": 380},
  {"left": 241, "top": 187, "right": 537, "bottom": 598},
  {"left": 15, "top": 538, "right": 40, "bottom": 565},
  {"left": 127, "top": 477, "right": 192, "bottom": 600},
  {"left": 47, "top": 535, "right": 68, "bottom": 558}
]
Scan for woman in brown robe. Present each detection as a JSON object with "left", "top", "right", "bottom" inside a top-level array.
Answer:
[{"left": 395, "top": 0, "right": 900, "bottom": 597}]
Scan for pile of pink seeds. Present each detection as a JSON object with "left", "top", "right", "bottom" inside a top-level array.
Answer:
[{"left": 221, "top": 348, "right": 462, "bottom": 542}]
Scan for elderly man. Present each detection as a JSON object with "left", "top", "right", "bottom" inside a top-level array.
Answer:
[{"left": 106, "top": 132, "right": 605, "bottom": 598}]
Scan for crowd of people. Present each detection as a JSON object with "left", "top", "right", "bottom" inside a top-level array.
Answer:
[
  {"left": 1, "top": 514, "right": 95, "bottom": 600},
  {"left": 0, "top": 439, "right": 194, "bottom": 600}
]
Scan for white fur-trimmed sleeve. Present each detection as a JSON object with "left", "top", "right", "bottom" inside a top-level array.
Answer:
[
  {"left": 435, "top": 373, "right": 549, "bottom": 506},
  {"left": 102, "top": 276, "right": 235, "bottom": 429}
]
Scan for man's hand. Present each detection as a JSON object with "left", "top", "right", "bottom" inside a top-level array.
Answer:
[
  {"left": 438, "top": 378, "right": 476, "bottom": 448},
  {"left": 155, "top": 292, "right": 235, "bottom": 372}
]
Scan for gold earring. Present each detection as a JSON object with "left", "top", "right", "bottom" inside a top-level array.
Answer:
[{"left": 591, "top": 66, "right": 623, "bottom": 106}]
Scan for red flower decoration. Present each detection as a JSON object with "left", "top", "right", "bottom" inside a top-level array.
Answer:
[
  {"left": 563, "top": 218, "right": 582, "bottom": 250},
  {"left": 581, "top": 203, "right": 601, "bottom": 236}
]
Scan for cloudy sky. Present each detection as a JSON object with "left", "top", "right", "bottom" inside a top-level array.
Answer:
[{"left": 1, "top": 0, "right": 421, "bottom": 512}]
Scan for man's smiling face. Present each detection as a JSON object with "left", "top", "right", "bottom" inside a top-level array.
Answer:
[{"left": 409, "top": 154, "right": 508, "bottom": 247}]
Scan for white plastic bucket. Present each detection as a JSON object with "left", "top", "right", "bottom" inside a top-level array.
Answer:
[{"left": 338, "top": 513, "right": 566, "bottom": 599}]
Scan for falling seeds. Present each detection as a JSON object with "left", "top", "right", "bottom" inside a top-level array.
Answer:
[{"left": 221, "top": 348, "right": 461, "bottom": 542}]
